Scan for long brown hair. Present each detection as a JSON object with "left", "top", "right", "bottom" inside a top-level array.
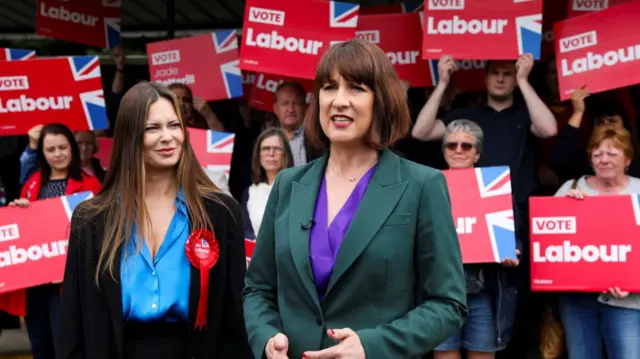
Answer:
[{"left": 80, "top": 82, "right": 221, "bottom": 286}]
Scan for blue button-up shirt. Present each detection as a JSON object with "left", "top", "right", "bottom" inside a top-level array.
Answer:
[{"left": 121, "top": 190, "right": 191, "bottom": 322}]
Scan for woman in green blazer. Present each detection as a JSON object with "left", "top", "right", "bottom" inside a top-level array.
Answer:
[{"left": 243, "top": 39, "right": 468, "bottom": 359}]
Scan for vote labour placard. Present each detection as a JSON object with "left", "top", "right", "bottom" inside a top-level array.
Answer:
[
  {"left": 422, "top": 0, "right": 543, "bottom": 60},
  {"left": 36, "top": 0, "right": 121, "bottom": 49},
  {"left": 356, "top": 13, "right": 435, "bottom": 87},
  {"left": 0, "top": 48, "right": 36, "bottom": 62},
  {"left": 566, "top": 0, "right": 632, "bottom": 18},
  {"left": 554, "top": 1, "right": 640, "bottom": 101},
  {"left": 147, "top": 31, "right": 243, "bottom": 101},
  {"left": 239, "top": 0, "right": 359, "bottom": 80},
  {"left": 530, "top": 195, "right": 640, "bottom": 292},
  {"left": 0, "top": 56, "right": 108, "bottom": 136},
  {"left": 247, "top": 73, "right": 314, "bottom": 113},
  {"left": 0, "top": 192, "right": 93, "bottom": 294},
  {"left": 442, "top": 166, "right": 517, "bottom": 263}
]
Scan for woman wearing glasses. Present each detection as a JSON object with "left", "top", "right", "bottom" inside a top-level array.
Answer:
[
  {"left": 241, "top": 128, "right": 294, "bottom": 239},
  {"left": 434, "top": 119, "right": 520, "bottom": 359}
]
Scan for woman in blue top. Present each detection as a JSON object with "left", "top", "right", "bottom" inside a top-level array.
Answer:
[
  {"left": 57, "top": 82, "right": 252, "bottom": 359},
  {"left": 243, "top": 39, "right": 467, "bottom": 359}
]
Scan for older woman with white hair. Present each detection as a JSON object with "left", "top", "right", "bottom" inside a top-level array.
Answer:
[{"left": 435, "top": 119, "right": 519, "bottom": 359}]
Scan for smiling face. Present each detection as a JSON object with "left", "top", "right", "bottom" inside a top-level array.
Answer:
[
  {"left": 42, "top": 133, "right": 72, "bottom": 173},
  {"left": 143, "top": 97, "right": 185, "bottom": 172},
  {"left": 318, "top": 71, "right": 375, "bottom": 146},
  {"left": 443, "top": 131, "right": 480, "bottom": 169}
]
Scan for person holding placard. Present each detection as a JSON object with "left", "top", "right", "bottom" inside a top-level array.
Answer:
[
  {"left": 243, "top": 39, "right": 467, "bottom": 359},
  {"left": 56, "top": 82, "right": 252, "bottom": 359},
  {"left": 554, "top": 126, "right": 640, "bottom": 359}
]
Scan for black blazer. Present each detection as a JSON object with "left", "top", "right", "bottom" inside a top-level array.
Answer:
[{"left": 56, "top": 193, "right": 253, "bottom": 359}]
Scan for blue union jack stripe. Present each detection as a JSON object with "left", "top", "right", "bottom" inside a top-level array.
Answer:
[
  {"left": 475, "top": 166, "right": 512, "bottom": 198},
  {"left": 3, "top": 48, "right": 35, "bottom": 61},
  {"left": 516, "top": 14, "right": 543, "bottom": 59},
  {"left": 330, "top": 1, "right": 359, "bottom": 28},
  {"left": 213, "top": 30, "right": 238, "bottom": 54},
  {"left": 68, "top": 56, "right": 101, "bottom": 81}
]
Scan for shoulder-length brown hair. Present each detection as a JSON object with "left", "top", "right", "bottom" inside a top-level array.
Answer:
[
  {"left": 251, "top": 127, "right": 294, "bottom": 184},
  {"left": 304, "top": 39, "right": 411, "bottom": 150},
  {"left": 79, "top": 81, "right": 220, "bottom": 286}
]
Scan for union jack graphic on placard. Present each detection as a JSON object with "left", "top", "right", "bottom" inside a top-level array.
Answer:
[
  {"left": 213, "top": 30, "right": 238, "bottom": 53},
  {"left": 0, "top": 48, "right": 36, "bottom": 61},
  {"left": 516, "top": 14, "right": 543, "bottom": 59},
  {"left": 188, "top": 128, "right": 235, "bottom": 174},
  {"left": 62, "top": 191, "right": 94, "bottom": 220},
  {"left": 66, "top": 56, "right": 109, "bottom": 131},
  {"left": 68, "top": 56, "right": 102, "bottom": 81},
  {"left": 330, "top": 1, "right": 359, "bottom": 28},
  {"left": 443, "top": 166, "right": 517, "bottom": 263}
]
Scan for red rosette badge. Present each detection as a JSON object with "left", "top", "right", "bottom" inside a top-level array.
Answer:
[{"left": 185, "top": 228, "right": 220, "bottom": 330}]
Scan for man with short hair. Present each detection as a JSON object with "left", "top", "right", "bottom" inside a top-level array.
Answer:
[{"left": 273, "top": 81, "right": 322, "bottom": 166}]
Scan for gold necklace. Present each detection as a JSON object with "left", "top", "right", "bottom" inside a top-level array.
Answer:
[{"left": 329, "top": 161, "right": 377, "bottom": 183}]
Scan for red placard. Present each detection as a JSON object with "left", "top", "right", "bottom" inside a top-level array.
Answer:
[
  {"left": 0, "top": 56, "right": 108, "bottom": 136},
  {"left": 243, "top": 71, "right": 257, "bottom": 99},
  {"left": 245, "top": 238, "right": 255, "bottom": 268},
  {"left": 0, "top": 192, "right": 93, "bottom": 294},
  {"left": 554, "top": 1, "right": 640, "bottom": 100},
  {"left": 239, "top": 0, "right": 359, "bottom": 80},
  {"left": 0, "top": 49, "right": 36, "bottom": 62},
  {"left": 147, "top": 31, "right": 243, "bottom": 101},
  {"left": 36, "top": 0, "right": 121, "bottom": 49},
  {"left": 566, "top": 0, "right": 632, "bottom": 17},
  {"left": 356, "top": 13, "right": 435, "bottom": 87},
  {"left": 248, "top": 73, "right": 314, "bottom": 112},
  {"left": 451, "top": 59, "right": 487, "bottom": 92},
  {"left": 422, "top": 0, "right": 543, "bottom": 60},
  {"left": 442, "top": 166, "right": 517, "bottom": 263},
  {"left": 530, "top": 195, "right": 640, "bottom": 292}
]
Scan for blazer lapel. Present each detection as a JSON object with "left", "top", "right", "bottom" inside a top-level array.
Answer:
[
  {"left": 102, "top": 242, "right": 124, "bottom": 358},
  {"left": 289, "top": 156, "right": 327, "bottom": 308},
  {"left": 324, "top": 150, "right": 407, "bottom": 299}
]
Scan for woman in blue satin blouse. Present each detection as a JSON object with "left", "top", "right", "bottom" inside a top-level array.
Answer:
[
  {"left": 243, "top": 39, "right": 468, "bottom": 359},
  {"left": 57, "top": 82, "right": 252, "bottom": 359}
]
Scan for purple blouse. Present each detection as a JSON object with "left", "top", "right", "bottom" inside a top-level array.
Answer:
[{"left": 309, "top": 166, "right": 376, "bottom": 299}]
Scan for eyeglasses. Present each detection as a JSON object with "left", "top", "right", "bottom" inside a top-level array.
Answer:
[
  {"left": 260, "top": 146, "right": 284, "bottom": 154},
  {"left": 444, "top": 142, "right": 474, "bottom": 152}
]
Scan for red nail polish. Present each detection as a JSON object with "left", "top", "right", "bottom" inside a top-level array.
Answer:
[
  {"left": 302, "top": 354, "right": 307, "bottom": 359},
  {"left": 330, "top": 329, "right": 334, "bottom": 335}
]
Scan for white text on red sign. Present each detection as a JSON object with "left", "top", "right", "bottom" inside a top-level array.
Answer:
[
  {"left": 0, "top": 95, "right": 73, "bottom": 114},
  {"left": 245, "top": 29, "right": 323, "bottom": 56},
  {"left": 532, "top": 216, "right": 576, "bottom": 234},
  {"left": 0, "top": 240, "right": 69, "bottom": 268},
  {"left": 428, "top": 0, "right": 465, "bottom": 10},
  {"left": 355, "top": 31, "right": 380, "bottom": 44},
  {"left": 0, "top": 224, "right": 19, "bottom": 243},
  {"left": 572, "top": 0, "right": 609, "bottom": 11},
  {"left": 0, "top": 76, "right": 30, "bottom": 91},
  {"left": 561, "top": 44, "right": 640, "bottom": 77},
  {"left": 40, "top": 2, "right": 98, "bottom": 27},
  {"left": 151, "top": 50, "right": 181, "bottom": 66},
  {"left": 532, "top": 241, "right": 631, "bottom": 263},
  {"left": 455, "top": 217, "right": 476, "bottom": 234},
  {"left": 559, "top": 31, "right": 598, "bottom": 53},
  {"left": 255, "top": 74, "right": 312, "bottom": 103},
  {"left": 426, "top": 16, "right": 508, "bottom": 35},
  {"left": 248, "top": 7, "right": 285, "bottom": 26}
]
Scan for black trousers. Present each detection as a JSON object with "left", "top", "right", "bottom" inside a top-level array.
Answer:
[
  {"left": 25, "top": 284, "right": 61, "bottom": 359},
  {"left": 123, "top": 321, "right": 188, "bottom": 359}
]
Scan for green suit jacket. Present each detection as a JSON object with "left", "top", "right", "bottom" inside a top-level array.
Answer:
[{"left": 243, "top": 149, "right": 468, "bottom": 359}]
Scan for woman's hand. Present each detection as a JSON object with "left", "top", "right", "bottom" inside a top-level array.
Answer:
[
  {"left": 266, "top": 333, "right": 290, "bottom": 359},
  {"left": 27, "top": 125, "right": 43, "bottom": 150},
  {"left": 501, "top": 249, "right": 521, "bottom": 267},
  {"left": 566, "top": 188, "right": 585, "bottom": 200},
  {"left": 608, "top": 287, "right": 630, "bottom": 299},
  {"left": 8, "top": 198, "right": 30, "bottom": 208},
  {"left": 571, "top": 86, "right": 590, "bottom": 115},
  {"left": 304, "top": 328, "right": 365, "bottom": 359}
]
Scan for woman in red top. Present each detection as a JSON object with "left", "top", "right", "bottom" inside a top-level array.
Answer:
[{"left": 0, "top": 123, "right": 100, "bottom": 359}]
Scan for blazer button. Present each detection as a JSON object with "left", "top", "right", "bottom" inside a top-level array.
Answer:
[{"left": 315, "top": 317, "right": 322, "bottom": 325}]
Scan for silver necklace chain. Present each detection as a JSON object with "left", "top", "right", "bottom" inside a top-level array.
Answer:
[{"left": 328, "top": 161, "right": 377, "bottom": 183}]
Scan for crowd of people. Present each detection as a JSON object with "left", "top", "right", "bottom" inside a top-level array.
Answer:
[{"left": 0, "top": 35, "right": 638, "bottom": 359}]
